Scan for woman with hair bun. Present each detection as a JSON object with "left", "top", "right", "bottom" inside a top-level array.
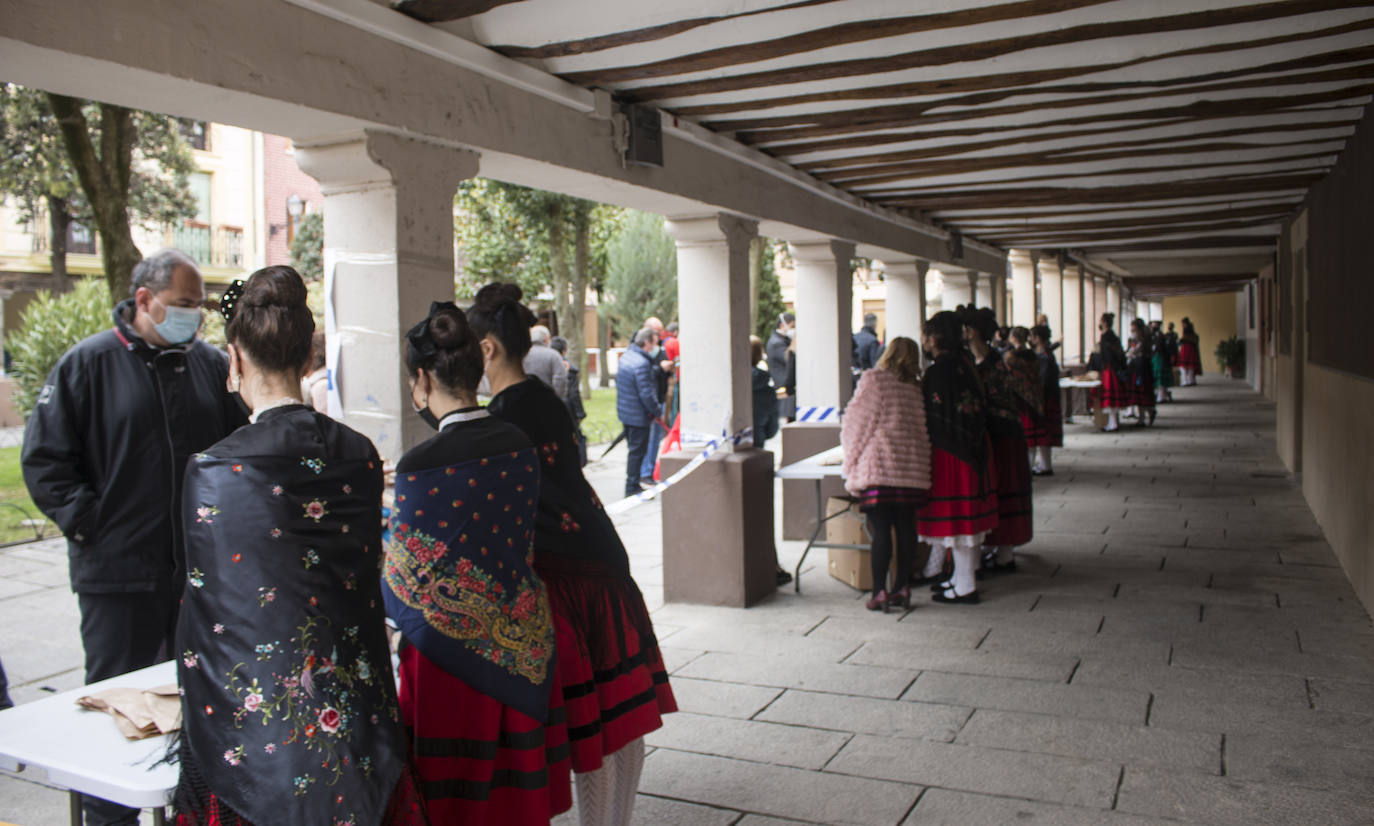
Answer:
[
  {"left": 384, "top": 301, "right": 571, "bottom": 825},
  {"left": 1092, "top": 312, "right": 1130, "bottom": 432},
  {"left": 174, "top": 266, "right": 425, "bottom": 826},
  {"left": 915, "top": 311, "right": 998, "bottom": 605},
  {"left": 1176, "top": 317, "right": 1202, "bottom": 386},
  {"left": 469, "top": 282, "right": 675, "bottom": 826}
]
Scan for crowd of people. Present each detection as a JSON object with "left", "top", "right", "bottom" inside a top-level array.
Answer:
[
  {"left": 1091, "top": 313, "right": 1202, "bottom": 432},
  {"left": 20, "top": 251, "right": 675, "bottom": 826}
]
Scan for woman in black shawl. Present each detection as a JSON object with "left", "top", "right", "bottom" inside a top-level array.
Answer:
[
  {"left": 468, "top": 283, "right": 675, "bottom": 826},
  {"left": 1092, "top": 312, "right": 1129, "bottom": 432},
  {"left": 384, "top": 302, "right": 571, "bottom": 824},
  {"left": 1126, "top": 318, "right": 1157, "bottom": 427},
  {"left": 173, "top": 267, "right": 424, "bottom": 826},
  {"left": 915, "top": 311, "right": 998, "bottom": 604},
  {"left": 1028, "top": 325, "right": 1063, "bottom": 474}
]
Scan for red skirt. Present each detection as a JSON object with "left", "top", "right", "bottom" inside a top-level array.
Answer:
[
  {"left": 1093, "top": 369, "right": 1132, "bottom": 409},
  {"left": 917, "top": 447, "right": 999, "bottom": 538},
  {"left": 985, "top": 431, "right": 1033, "bottom": 547},
  {"left": 534, "top": 553, "right": 677, "bottom": 773},
  {"left": 398, "top": 644, "right": 572, "bottom": 825},
  {"left": 175, "top": 765, "right": 429, "bottom": 826},
  {"left": 1020, "top": 394, "right": 1063, "bottom": 448},
  {"left": 1177, "top": 342, "right": 1203, "bottom": 372}
]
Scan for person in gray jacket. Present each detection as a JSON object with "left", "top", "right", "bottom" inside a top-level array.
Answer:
[{"left": 523, "top": 324, "right": 569, "bottom": 399}]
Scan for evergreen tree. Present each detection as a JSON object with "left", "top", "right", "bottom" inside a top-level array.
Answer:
[{"left": 600, "top": 209, "right": 677, "bottom": 338}]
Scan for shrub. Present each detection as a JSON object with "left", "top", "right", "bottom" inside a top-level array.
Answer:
[
  {"left": 290, "top": 211, "right": 324, "bottom": 283},
  {"left": 7, "top": 278, "right": 112, "bottom": 417}
]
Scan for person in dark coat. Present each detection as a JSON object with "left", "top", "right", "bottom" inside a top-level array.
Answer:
[
  {"left": 22, "top": 249, "right": 247, "bottom": 826},
  {"left": 615, "top": 329, "right": 661, "bottom": 497},
  {"left": 766, "top": 312, "right": 796, "bottom": 422},
  {"left": 550, "top": 336, "right": 588, "bottom": 466},
  {"left": 750, "top": 336, "right": 780, "bottom": 448},
  {"left": 852, "top": 313, "right": 883, "bottom": 373}
]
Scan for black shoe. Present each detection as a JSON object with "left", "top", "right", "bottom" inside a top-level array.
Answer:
[
  {"left": 775, "top": 568, "right": 793, "bottom": 587},
  {"left": 978, "top": 559, "right": 1017, "bottom": 580},
  {"left": 909, "top": 573, "right": 946, "bottom": 587},
  {"left": 929, "top": 579, "right": 953, "bottom": 593},
  {"left": 932, "top": 588, "right": 981, "bottom": 605}
]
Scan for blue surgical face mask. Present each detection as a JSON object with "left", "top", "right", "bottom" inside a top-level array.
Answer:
[{"left": 152, "top": 296, "right": 202, "bottom": 345}]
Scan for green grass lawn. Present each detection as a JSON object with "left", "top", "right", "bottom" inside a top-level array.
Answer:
[
  {"left": 0, "top": 445, "right": 55, "bottom": 544},
  {"left": 581, "top": 386, "right": 621, "bottom": 445}
]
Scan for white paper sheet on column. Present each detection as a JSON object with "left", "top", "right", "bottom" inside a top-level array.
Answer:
[{"left": 323, "top": 246, "right": 343, "bottom": 419}]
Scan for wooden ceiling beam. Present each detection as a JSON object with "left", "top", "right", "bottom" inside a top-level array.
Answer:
[
  {"left": 731, "top": 81, "right": 1374, "bottom": 145},
  {"left": 878, "top": 173, "right": 1324, "bottom": 210},
  {"left": 935, "top": 195, "right": 1304, "bottom": 221},
  {"left": 979, "top": 217, "right": 1290, "bottom": 244},
  {"left": 823, "top": 137, "right": 1345, "bottom": 185},
  {"left": 670, "top": 23, "right": 1374, "bottom": 116},
  {"left": 1078, "top": 236, "right": 1278, "bottom": 251},
  {"left": 610, "top": 0, "right": 1374, "bottom": 100},
  {"left": 966, "top": 203, "right": 1296, "bottom": 234}
]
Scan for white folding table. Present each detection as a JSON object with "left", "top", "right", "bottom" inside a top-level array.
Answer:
[
  {"left": 1059, "top": 377, "right": 1102, "bottom": 422},
  {"left": 775, "top": 445, "right": 869, "bottom": 593},
  {"left": 0, "top": 661, "right": 177, "bottom": 825}
]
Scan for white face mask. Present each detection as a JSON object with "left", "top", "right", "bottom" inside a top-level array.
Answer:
[{"left": 152, "top": 296, "right": 203, "bottom": 344}]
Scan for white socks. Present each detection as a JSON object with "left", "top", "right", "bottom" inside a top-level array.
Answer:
[
  {"left": 1034, "top": 446, "right": 1052, "bottom": 472},
  {"left": 1104, "top": 408, "right": 1120, "bottom": 430},
  {"left": 951, "top": 546, "right": 978, "bottom": 595},
  {"left": 575, "top": 738, "right": 645, "bottom": 826},
  {"left": 1180, "top": 368, "right": 1195, "bottom": 385},
  {"left": 922, "top": 546, "right": 945, "bottom": 578}
]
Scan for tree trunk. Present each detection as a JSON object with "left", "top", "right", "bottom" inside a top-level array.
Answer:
[
  {"left": 547, "top": 199, "right": 573, "bottom": 374},
  {"left": 47, "top": 195, "right": 70, "bottom": 286},
  {"left": 571, "top": 205, "right": 592, "bottom": 398},
  {"left": 598, "top": 316, "right": 611, "bottom": 388},
  {"left": 46, "top": 95, "right": 142, "bottom": 301}
]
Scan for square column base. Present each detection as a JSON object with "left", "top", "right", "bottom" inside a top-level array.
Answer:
[
  {"left": 660, "top": 448, "right": 776, "bottom": 607},
  {"left": 781, "top": 422, "right": 845, "bottom": 540}
]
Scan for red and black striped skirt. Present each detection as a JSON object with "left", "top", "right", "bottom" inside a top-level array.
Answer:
[
  {"left": 1177, "top": 342, "right": 1203, "bottom": 372},
  {"left": 985, "top": 431, "right": 1034, "bottom": 547},
  {"left": 1093, "top": 369, "right": 1132, "bottom": 409},
  {"left": 1020, "top": 394, "right": 1063, "bottom": 448},
  {"left": 917, "top": 447, "right": 999, "bottom": 538},
  {"left": 397, "top": 643, "right": 573, "bottom": 825},
  {"left": 857, "top": 486, "right": 930, "bottom": 512},
  {"left": 534, "top": 553, "right": 677, "bottom": 773}
]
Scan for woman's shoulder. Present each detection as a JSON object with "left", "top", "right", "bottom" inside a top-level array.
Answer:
[{"left": 397, "top": 416, "right": 531, "bottom": 472}]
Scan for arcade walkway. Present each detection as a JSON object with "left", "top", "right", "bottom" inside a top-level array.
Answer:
[
  {"left": 1, "top": 377, "right": 1371, "bottom": 824},
  {"left": 579, "top": 375, "right": 1374, "bottom": 825}
]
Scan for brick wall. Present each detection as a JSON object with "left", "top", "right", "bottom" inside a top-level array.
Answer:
[{"left": 262, "top": 134, "right": 323, "bottom": 266}]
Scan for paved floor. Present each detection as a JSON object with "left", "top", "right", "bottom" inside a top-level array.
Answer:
[{"left": 4, "top": 377, "right": 1373, "bottom": 824}]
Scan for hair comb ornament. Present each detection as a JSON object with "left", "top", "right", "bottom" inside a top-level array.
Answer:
[
  {"left": 219, "top": 280, "right": 246, "bottom": 323},
  {"left": 405, "top": 300, "right": 460, "bottom": 363}
]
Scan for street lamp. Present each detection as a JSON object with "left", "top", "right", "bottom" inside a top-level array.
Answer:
[{"left": 286, "top": 194, "right": 305, "bottom": 245}]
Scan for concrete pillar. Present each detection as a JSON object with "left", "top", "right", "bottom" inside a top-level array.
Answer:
[
  {"left": 926, "top": 266, "right": 944, "bottom": 314},
  {"left": 1010, "top": 249, "right": 1036, "bottom": 328},
  {"left": 780, "top": 238, "right": 855, "bottom": 541},
  {"left": 883, "top": 258, "right": 927, "bottom": 343},
  {"left": 1063, "top": 263, "right": 1084, "bottom": 365},
  {"left": 1107, "top": 280, "right": 1122, "bottom": 326},
  {"left": 664, "top": 213, "right": 757, "bottom": 443},
  {"left": 295, "top": 130, "right": 476, "bottom": 461},
  {"left": 660, "top": 213, "right": 774, "bottom": 607},
  {"left": 791, "top": 239, "right": 857, "bottom": 412},
  {"left": 1040, "top": 255, "right": 1064, "bottom": 340},
  {"left": 939, "top": 267, "right": 971, "bottom": 309}
]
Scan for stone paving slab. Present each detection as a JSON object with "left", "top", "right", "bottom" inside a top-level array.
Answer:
[
  {"left": 826, "top": 734, "right": 1121, "bottom": 808},
  {"left": 676, "top": 651, "right": 918, "bottom": 699},
  {"left": 846, "top": 639, "right": 1080, "bottom": 683},
  {"left": 666, "top": 676, "right": 782, "bottom": 719},
  {"left": 754, "top": 689, "right": 970, "bottom": 742},
  {"left": 905, "top": 788, "right": 1183, "bottom": 826},
  {"left": 955, "top": 708, "right": 1221, "bottom": 775},
  {"left": 1225, "top": 732, "right": 1374, "bottom": 791},
  {"left": 645, "top": 711, "right": 851, "bottom": 770},
  {"left": 640, "top": 749, "right": 920, "bottom": 826},
  {"left": 1115, "top": 766, "right": 1374, "bottom": 825},
  {"left": 903, "top": 670, "right": 1150, "bottom": 725}
]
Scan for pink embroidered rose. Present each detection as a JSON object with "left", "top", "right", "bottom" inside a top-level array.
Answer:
[
  {"left": 318, "top": 706, "right": 342, "bottom": 734},
  {"left": 244, "top": 692, "right": 263, "bottom": 712},
  {"left": 305, "top": 500, "right": 327, "bottom": 521},
  {"left": 405, "top": 536, "right": 423, "bottom": 553}
]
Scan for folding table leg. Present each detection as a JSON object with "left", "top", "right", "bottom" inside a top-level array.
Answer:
[
  {"left": 153, "top": 805, "right": 168, "bottom": 825},
  {"left": 68, "top": 790, "right": 83, "bottom": 826},
  {"left": 794, "top": 480, "right": 825, "bottom": 593}
]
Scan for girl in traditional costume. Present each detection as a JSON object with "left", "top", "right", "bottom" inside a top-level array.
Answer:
[
  {"left": 1126, "top": 318, "right": 1157, "bottom": 426},
  {"left": 1177, "top": 317, "right": 1203, "bottom": 386},
  {"left": 963, "top": 308, "right": 1034, "bottom": 579},
  {"left": 468, "top": 283, "right": 676, "bottom": 826},
  {"left": 1027, "top": 325, "right": 1063, "bottom": 475},
  {"left": 174, "top": 267, "right": 425, "bottom": 826},
  {"left": 385, "top": 302, "right": 571, "bottom": 824},
  {"left": 1150, "top": 323, "right": 1174, "bottom": 404},
  {"left": 915, "top": 311, "right": 998, "bottom": 604},
  {"left": 1092, "top": 313, "right": 1130, "bottom": 432}
]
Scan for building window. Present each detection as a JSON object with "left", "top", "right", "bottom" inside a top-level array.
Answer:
[
  {"left": 68, "top": 221, "right": 96, "bottom": 255},
  {"left": 189, "top": 172, "right": 212, "bottom": 224},
  {"left": 179, "top": 119, "right": 208, "bottom": 151}
]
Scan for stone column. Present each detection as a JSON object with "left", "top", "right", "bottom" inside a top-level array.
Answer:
[
  {"left": 938, "top": 267, "right": 972, "bottom": 309},
  {"left": 1107, "top": 280, "right": 1122, "bottom": 326},
  {"left": 295, "top": 130, "right": 476, "bottom": 461},
  {"left": 883, "top": 258, "right": 927, "bottom": 343},
  {"left": 780, "top": 238, "right": 855, "bottom": 540},
  {"left": 1062, "top": 263, "right": 1084, "bottom": 365},
  {"left": 659, "top": 214, "right": 775, "bottom": 607},
  {"left": 1040, "top": 254, "right": 1064, "bottom": 339},
  {"left": 1010, "top": 249, "right": 1037, "bottom": 327}
]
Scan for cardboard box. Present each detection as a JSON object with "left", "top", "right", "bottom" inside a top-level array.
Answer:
[
  {"left": 825, "top": 498, "right": 871, "bottom": 591},
  {"left": 828, "top": 546, "right": 872, "bottom": 591}
]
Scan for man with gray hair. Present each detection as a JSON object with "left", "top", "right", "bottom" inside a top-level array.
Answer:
[
  {"left": 615, "top": 328, "right": 662, "bottom": 497},
  {"left": 21, "top": 249, "right": 247, "bottom": 826},
  {"left": 523, "top": 322, "right": 569, "bottom": 400}
]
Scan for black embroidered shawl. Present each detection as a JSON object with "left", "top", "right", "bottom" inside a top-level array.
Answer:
[
  {"left": 487, "top": 378, "right": 631, "bottom": 576},
  {"left": 922, "top": 353, "right": 989, "bottom": 468},
  {"left": 1099, "top": 329, "right": 1127, "bottom": 373},
  {"left": 976, "top": 352, "right": 1026, "bottom": 440},
  {"left": 176, "top": 406, "right": 404, "bottom": 826}
]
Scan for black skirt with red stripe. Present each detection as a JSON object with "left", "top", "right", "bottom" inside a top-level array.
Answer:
[
  {"left": 1020, "top": 393, "right": 1063, "bottom": 448},
  {"left": 398, "top": 643, "right": 573, "bottom": 825},
  {"left": 534, "top": 553, "right": 677, "bottom": 773},
  {"left": 985, "top": 431, "right": 1034, "bottom": 547},
  {"left": 1177, "top": 341, "right": 1203, "bottom": 372},
  {"left": 857, "top": 486, "right": 930, "bottom": 512},
  {"left": 917, "top": 447, "right": 999, "bottom": 538},
  {"left": 1093, "top": 369, "right": 1133, "bottom": 409}
]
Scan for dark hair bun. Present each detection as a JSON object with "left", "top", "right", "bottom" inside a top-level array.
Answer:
[
  {"left": 226, "top": 265, "right": 314, "bottom": 373},
  {"left": 427, "top": 305, "right": 471, "bottom": 350},
  {"left": 467, "top": 281, "right": 536, "bottom": 361}
]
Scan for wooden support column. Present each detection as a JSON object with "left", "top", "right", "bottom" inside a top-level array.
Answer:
[{"left": 1010, "top": 249, "right": 1036, "bottom": 328}]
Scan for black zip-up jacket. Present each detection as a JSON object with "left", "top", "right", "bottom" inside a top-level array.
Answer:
[{"left": 21, "top": 299, "right": 248, "bottom": 593}]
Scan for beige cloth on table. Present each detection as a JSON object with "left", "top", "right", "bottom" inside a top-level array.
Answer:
[{"left": 76, "top": 684, "right": 181, "bottom": 740}]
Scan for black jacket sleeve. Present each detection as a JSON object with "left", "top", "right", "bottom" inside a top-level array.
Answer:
[{"left": 21, "top": 355, "right": 99, "bottom": 542}]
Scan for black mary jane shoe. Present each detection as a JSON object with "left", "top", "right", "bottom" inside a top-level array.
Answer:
[
  {"left": 932, "top": 587, "right": 981, "bottom": 605},
  {"left": 909, "top": 572, "right": 947, "bottom": 587},
  {"left": 929, "top": 579, "right": 953, "bottom": 593}
]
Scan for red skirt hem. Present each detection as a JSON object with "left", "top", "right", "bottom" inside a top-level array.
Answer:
[
  {"left": 1092, "top": 369, "right": 1132, "bottom": 409},
  {"left": 917, "top": 447, "right": 999, "bottom": 538},
  {"left": 1020, "top": 393, "right": 1063, "bottom": 448},
  {"left": 1176, "top": 342, "right": 1203, "bottom": 372},
  {"left": 985, "top": 432, "right": 1033, "bottom": 547}
]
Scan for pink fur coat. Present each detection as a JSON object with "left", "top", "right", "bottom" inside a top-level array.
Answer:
[{"left": 841, "top": 367, "right": 932, "bottom": 496}]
